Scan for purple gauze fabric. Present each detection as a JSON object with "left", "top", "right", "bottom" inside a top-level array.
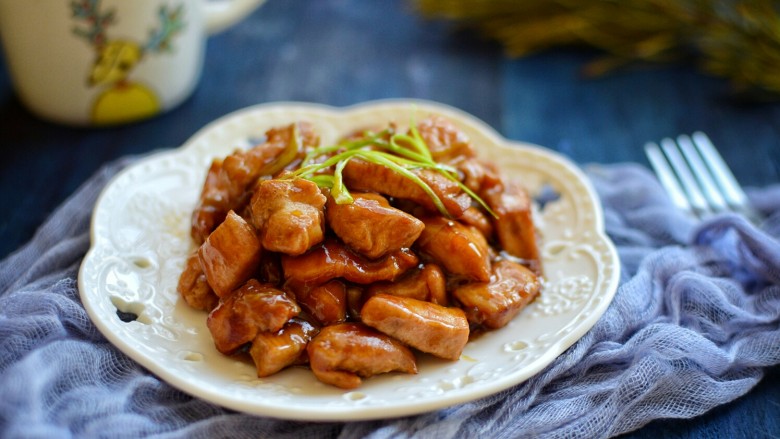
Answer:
[{"left": 0, "top": 159, "right": 779, "bottom": 439}]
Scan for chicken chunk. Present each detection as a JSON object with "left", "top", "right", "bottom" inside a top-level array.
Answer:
[
  {"left": 281, "top": 238, "right": 419, "bottom": 285},
  {"left": 362, "top": 294, "right": 469, "bottom": 360},
  {"left": 249, "top": 178, "right": 326, "bottom": 256},
  {"left": 415, "top": 216, "right": 492, "bottom": 282},
  {"left": 482, "top": 178, "right": 541, "bottom": 274},
  {"left": 177, "top": 251, "right": 219, "bottom": 311},
  {"left": 191, "top": 159, "right": 229, "bottom": 244},
  {"left": 458, "top": 206, "right": 494, "bottom": 239},
  {"left": 342, "top": 159, "right": 471, "bottom": 218},
  {"left": 198, "top": 210, "right": 263, "bottom": 298},
  {"left": 286, "top": 279, "right": 348, "bottom": 326},
  {"left": 451, "top": 157, "right": 541, "bottom": 273},
  {"left": 452, "top": 259, "right": 540, "bottom": 329},
  {"left": 366, "top": 263, "right": 447, "bottom": 306},
  {"left": 190, "top": 122, "right": 318, "bottom": 243},
  {"left": 414, "top": 115, "right": 476, "bottom": 162},
  {"left": 451, "top": 156, "right": 500, "bottom": 193},
  {"left": 220, "top": 122, "right": 318, "bottom": 203},
  {"left": 307, "top": 323, "right": 417, "bottom": 389},
  {"left": 207, "top": 279, "right": 300, "bottom": 355},
  {"left": 326, "top": 192, "right": 424, "bottom": 259},
  {"left": 249, "top": 317, "right": 319, "bottom": 377}
]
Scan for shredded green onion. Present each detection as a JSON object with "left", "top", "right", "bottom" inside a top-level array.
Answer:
[
  {"left": 359, "top": 150, "right": 449, "bottom": 215},
  {"left": 285, "top": 119, "right": 497, "bottom": 218},
  {"left": 262, "top": 122, "right": 302, "bottom": 176},
  {"left": 331, "top": 159, "right": 353, "bottom": 204}
]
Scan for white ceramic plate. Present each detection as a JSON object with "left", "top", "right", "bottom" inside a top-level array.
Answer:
[{"left": 78, "top": 100, "right": 620, "bottom": 421}]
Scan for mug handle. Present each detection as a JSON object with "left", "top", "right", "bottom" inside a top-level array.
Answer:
[{"left": 203, "top": 0, "right": 266, "bottom": 35}]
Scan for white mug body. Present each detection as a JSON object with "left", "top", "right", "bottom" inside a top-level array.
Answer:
[{"left": 0, "top": 0, "right": 211, "bottom": 125}]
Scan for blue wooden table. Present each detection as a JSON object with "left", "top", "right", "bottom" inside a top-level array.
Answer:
[{"left": 1, "top": 1, "right": 778, "bottom": 436}]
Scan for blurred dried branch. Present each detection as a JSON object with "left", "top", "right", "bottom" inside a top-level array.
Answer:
[{"left": 414, "top": 0, "right": 780, "bottom": 99}]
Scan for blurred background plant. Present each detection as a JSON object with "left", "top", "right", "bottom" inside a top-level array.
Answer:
[{"left": 414, "top": 0, "right": 780, "bottom": 100}]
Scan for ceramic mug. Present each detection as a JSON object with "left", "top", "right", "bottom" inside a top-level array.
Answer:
[{"left": 0, "top": 0, "right": 265, "bottom": 126}]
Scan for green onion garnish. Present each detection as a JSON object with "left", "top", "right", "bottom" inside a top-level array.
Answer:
[{"left": 287, "top": 120, "right": 497, "bottom": 218}]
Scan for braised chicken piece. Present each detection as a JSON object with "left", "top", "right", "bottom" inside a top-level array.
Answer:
[
  {"left": 482, "top": 178, "right": 541, "bottom": 273},
  {"left": 190, "top": 122, "right": 318, "bottom": 243},
  {"left": 281, "top": 238, "right": 419, "bottom": 286},
  {"left": 458, "top": 206, "right": 494, "bottom": 239},
  {"left": 221, "top": 122, "right": 318, "bottom": 203},
  {"left": 177, "top": 251, "right": 219, "bottom": 311},
  {"left": 342, "top": 159, "right": 471, "bottom": 218},
  {"left": 452, "top": 259, "right": 540, "bottom": 329},
  {"left": 451, "top": 156, "right": 541, "bottom": 272},
  {"left": 191, "top": 159, "right": 228, "bottom": 245},
  {"left": 362, "top": 294, "right": 469, "bottom": 361},
  {"left": 414, "top": 115, "right": 476, "bottom": 162},
  {"left": 249, "top": 317, "right": 319, "bottom": 377},
  {"left": 366, "top": 263, "right": 447, "bottom": 306},
  {"left": 307, "top": 322, "right": 417, "bottom": 389},
  {"left": 415, "top": 216, "right": 492, "bottom": 282},
  {"left": 452, "top": 156, "right": 500, "bottom": 193},
  {"left": 286, "top": 279, "right": 347, "bottom": 326},
  {"left": 207, "top": 279, "right": 300, "bottom": 355},
  {"left": 326, "top": 192, "right": 424, "bottom": 259},
  {"left": 249, "top": 178, "right": 326, "bottom": 256},
  {"left": 198, "top": 210, "right": 263, "bottom": 298}
]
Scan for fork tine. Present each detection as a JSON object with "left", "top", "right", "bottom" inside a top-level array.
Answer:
[
  {"left": 659, "top": 137, "right": 713, "bottom": 217},
  {"left": 675, "top": 134, "right": 729, "bottom": 213},
  {"left": 645, "top": 132, "right": 763, "bottom": 224},
  {"left": 690, "top": 132, "right": 749, "bottom": 210},
  {"left": 644, "top": 141, "right": 692, "bottom": 214},
  {"left": 691, "top": 132, "right": 763, "bottom": 223}
]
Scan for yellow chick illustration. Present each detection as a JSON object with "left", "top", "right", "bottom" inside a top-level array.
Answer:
[
  {"left": 89, "top": 40, "right": 158, "bottom": 125},
  {"left": 71, "top": 1, "right": 184, "bottom": 125}
]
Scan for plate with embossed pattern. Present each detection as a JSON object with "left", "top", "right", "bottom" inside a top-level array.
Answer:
[{"left": 78, "top": 99, "right": 620, "bottom": 421}]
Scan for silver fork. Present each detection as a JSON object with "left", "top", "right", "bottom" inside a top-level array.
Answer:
[{"left": 644, "top": 132, "right": 762, "bottom": 224}]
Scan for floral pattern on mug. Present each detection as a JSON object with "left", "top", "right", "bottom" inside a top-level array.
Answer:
[{"left": 71, "top": 0, "right": 185, "bottom": 125}]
